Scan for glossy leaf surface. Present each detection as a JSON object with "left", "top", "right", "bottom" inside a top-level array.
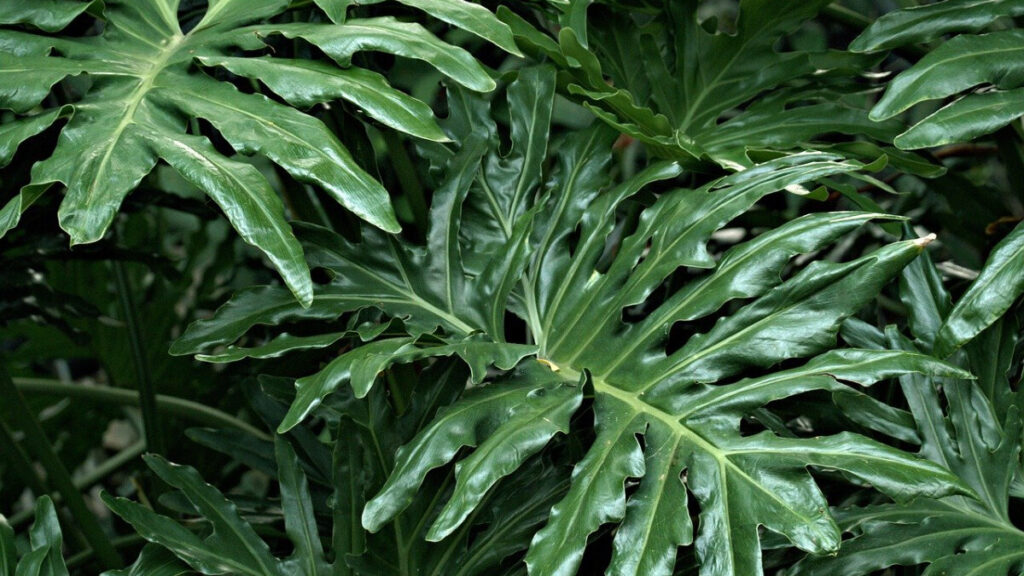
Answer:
[
  {"left": 791, "top": 256, "right": 1024, "bottom": 576},
  {"left": 860, "top": 1, "right": 1024, "bottom": 148},
  {"left": 0, "top": 0, "right": 514, "bottom": 304},
  {"left": 178, "top": 67, "right": 970, "bottom": 576}
]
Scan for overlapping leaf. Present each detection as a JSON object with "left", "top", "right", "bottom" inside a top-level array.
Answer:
[
  {"left": 790, "top": 248, "right": 1024, "bottom": 576},
  {"left": 498, "top": 0, "right": 900, "bottom": 168},
  {"left": 0, "top": 0, "right": 516, "bottom": 304},
  {"left": 104, "top": 440, "right": 329, "bottom": 576},
  {"left": 853, "top": 0, "right": 1024, "bottom": 148},
  {"left": 177, "top": 67, "right": 970, "bottom": 575},
  {"left": 0, "top": 496, "right": 69, "bottom": 576},
  {"left": 106, "top": 363, "right": 569, "bottom": 576}
]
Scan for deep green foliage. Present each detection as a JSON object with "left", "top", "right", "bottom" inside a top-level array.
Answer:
[{"left": 2, "top": 1, "right": 1024, "bottom": 576}]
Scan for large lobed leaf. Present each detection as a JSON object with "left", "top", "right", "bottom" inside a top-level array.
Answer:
[
  {"left": 498, "top": 0, "right": 901, "bottom": 169},
  {"left": 790, "top": 248, "right": 1024, "bottom": 576},
  {"left": 177, "top": 67, "right": 971, "bottom": 575},
  {"left": 0, "top": 0, "right": 516, "bottom": 305}
]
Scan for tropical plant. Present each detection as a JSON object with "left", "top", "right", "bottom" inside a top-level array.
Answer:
[
  {"left": 2, "top": 1, "right": 1024, "bottom": 575},
  {"left": 0, "top": 0, "right": 516, "bottom": 304},
  {"left": 789, "top": 243, "right": 1024, "bottom": 575},
  {"left": 172, "top": 67, "right": 975, "bottom": 575}
]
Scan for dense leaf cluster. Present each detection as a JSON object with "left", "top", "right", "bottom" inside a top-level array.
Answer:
[{"left": 1, "top": 1, "right": 1023, "bottom": 575}]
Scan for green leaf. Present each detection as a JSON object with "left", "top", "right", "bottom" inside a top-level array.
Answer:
[
  {"left": 313, "top": 0, "right": 348, "bottom": 24},
  {"left": 894, "top": 87, "right": 1024, "bottom": 149},
  {"left": 186, "top": 427, "right": 277, "bottom": 479},
  {"left": 144, "top": 454, "right": 282, "bottom": 575},
  {"left": 935, "top": 219, "right": 1024, "bottom": 357},
  {"left": 0, "top": 515, "right": 14, "bottom": 576},
  {"left": 275, "top": 438, "right": 329, "bottom": 576},
  {"left": 0, "top": 107, "right": 70, "bottom": 168},
  {"left": 850, "top": 0, "right": 1024, "bottom": 52},
  {"left": 182, "top": 71, "right": 971, "bottom": 575},
  {"left": 899, "top": 232, "right": 952, "bottom": 348},
  {"left": 261, "top": 18, "right": 496, "bottom": 92},
  {"left": 103, "top": 493, "right": 261, "bottom": 575},
  {"left": 100, "top": 544, "right": 191, "bottom": 576},
  {"left": 0, "top": 53, "right": 88, "bottom": 113},
  {"left": 516, "top": 0, "right": 853, "bottom": 162},
  {"left": 280, "top": 335, "right": 537, "bottom": 431},
  {"left": 196, "top": 56, "right": 448, "bottom": 142},
  {"left": 104, "top": 454, "right": 288, "bottom": 576},
  {"left": 870, "top": 29, "right": 1024, "bottom": 120},
  {"left": 170, "top": 285, "right": 340, "bottom": 356},
  {"left": 389, "top": 0, "right": 521, "bottom": 56},
  {"left": 27, "top": 496, "right": 67, "bottom": 576},
  {"left": 154, "top": 71, "right": 399, "bottom": 236},
  {"left": 362, "top": 363, "right": 580, "bottom": 538},
  {"left": 794, "top": 499, "right": 1024, "bottom": 576},
  {"left": 790, "top": 320, "right": 1024, "bottom": 576},
  {"left": 1, "top": 0, "right": 512, "bottom": 301},
  {"left": 0, "top": 1, "right": 98, "bottom": 33},
  {"left": 832, "top": 388, "right": 922, "bottom": 444},
  {"left": 139, "top": 124, "right": 313, "bottom": 306},
  {"left": 196, "top": 332, "right": 348, "bottom": 363}
]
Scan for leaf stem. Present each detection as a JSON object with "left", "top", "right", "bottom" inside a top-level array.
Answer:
[
  {"left": 8, "top": 439, "right": 146, "bottom": 529},
  {"left": 0, "top": 422, "right": 93, "bottom": 552},
  {"left": 65, "top": 534, "right": 145, "bottom": 570},
  {"left": 112, "top": 259, "right": 165, "bottom": 455},
  {"left": 12, "top": 378, "right": 271, "bottom": 441},
  {"left": 0, "top": 364, "right": 124, "bottom": 569},
  {"left": 384, "top": 130, "right": 429, "bottom": 240}
]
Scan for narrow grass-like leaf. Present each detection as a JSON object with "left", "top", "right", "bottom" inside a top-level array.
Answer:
[{"left": 275, "top": 438, "right": 328, "bottom": 576}]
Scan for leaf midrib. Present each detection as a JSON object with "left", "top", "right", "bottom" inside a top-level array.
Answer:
[
  {"left": 75, "top": 33, "right": 184, "bottom": 232},
  {"left": 594, "top": 378, "right": 829, "bottom": 536}
]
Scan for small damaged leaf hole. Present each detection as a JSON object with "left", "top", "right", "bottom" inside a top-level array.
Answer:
[{"left": 310, "top": 266, "right": 333, "bottom": 285}]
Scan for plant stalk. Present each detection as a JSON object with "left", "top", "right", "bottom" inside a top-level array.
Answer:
[
  {"left": 8, "top": 439, "right": 146, "bottom": 529},
  {"left": 112, "top": 259, "right": 165, "bottom": 455},
  {"left": 13, "top": 378, "right": 271, "bottom": 441},
  {"left": 0, "top": 363, "right": 123, "bottom": 569}
]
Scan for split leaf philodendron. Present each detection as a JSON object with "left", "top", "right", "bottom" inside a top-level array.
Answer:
[
  {"left": 172, "top": 68, "right": 972, "bottom": 576},
  {"left": 3, "top": 2, "right": 1023, "bottom": 575},
  {"left": 0, "top": 0, "right": 517, "bottom": 305}
]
